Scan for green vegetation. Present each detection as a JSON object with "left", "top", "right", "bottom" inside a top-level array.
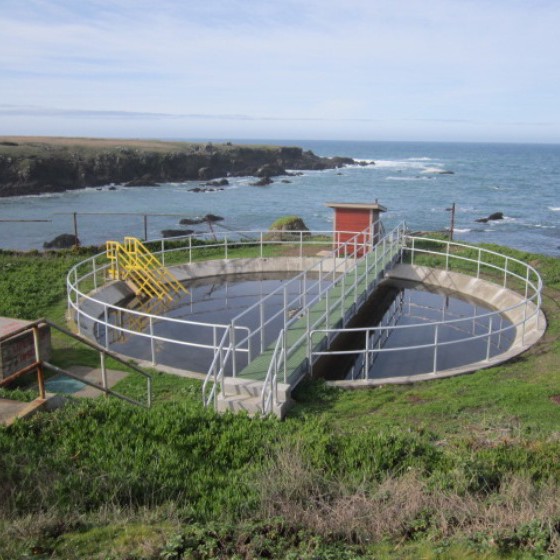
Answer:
[{"left": 0, "top": 242, "right": 559, "bottom": 558}]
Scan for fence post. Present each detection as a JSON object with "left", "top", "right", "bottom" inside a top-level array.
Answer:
[
  {"left": 189, "top": 235, "right": 192, "bottom": 263},
  {"left": 503, "top": 257, "right": 508, "bottom": 288},
  {"left": 73, "top": 212, "right": 80, "bottom": 247},
  {"left": 260, "top": 232, "right": 264, "bottom": 258}
]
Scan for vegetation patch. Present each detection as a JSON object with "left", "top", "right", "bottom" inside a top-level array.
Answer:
[{"left": 0, "top": 241, "right": 559, "bottom": 558}]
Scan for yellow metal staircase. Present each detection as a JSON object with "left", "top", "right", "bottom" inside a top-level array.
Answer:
[{"left": 106, "top": 237, "right": 188, "bottom": 301}]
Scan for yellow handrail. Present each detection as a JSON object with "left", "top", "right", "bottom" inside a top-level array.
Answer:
[{"left": 105, "top": 237, "right": 188, "bottom": 301}]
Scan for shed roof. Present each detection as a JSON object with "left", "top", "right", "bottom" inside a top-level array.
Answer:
[{"left": 325, "top": 202, "right": 387, "bottom": 212}]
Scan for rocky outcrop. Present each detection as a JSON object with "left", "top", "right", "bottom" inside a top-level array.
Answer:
[
  {"left": 43, "top": 233, "right": 80, "bottom": 249},
  {"left": 0, "top": 137, "right": 356, "bottom": 197},
  {"left": 476, "top": 212, "right": 504, "bottom": 223},
  {"left": 267, "top": 215, "right": 310, "bottom": 239}
]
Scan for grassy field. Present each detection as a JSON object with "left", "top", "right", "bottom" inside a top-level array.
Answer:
[
  {"left": 0, "top": 136, "right": 280, "bottom": 157},
  {"left": 0, "top": 242, "right": 559, "bottom": 559}
]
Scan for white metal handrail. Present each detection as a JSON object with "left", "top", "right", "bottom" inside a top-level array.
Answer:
[
  {"left": 308, "top": 235, "right": 543, "bottom": 381},
  {"left": 67, "top": 228, "right": 356, "bottom": 369}
]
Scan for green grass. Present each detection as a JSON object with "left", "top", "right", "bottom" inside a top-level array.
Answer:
[{"left": 0, "top": 241, "right": 559, "bottom": 558}]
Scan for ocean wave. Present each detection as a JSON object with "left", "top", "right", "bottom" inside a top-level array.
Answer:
[
  {"left": 372, "top": 159, "right": 430, "bottom": 170},
  {"left": 406, "top": 157, "right": 433, "bottom": 161},
  {"left": 420, "top": 166, "right": 452, "bottom": 174},
  {"left": 454, "top": 228, "right": 472, "bottom": 233},
  {"left": 385, "top": 176, "right": 432, "bottom": 182},
  {"left": 548, "top": 206, "right": 560, "bottom": 211},
  {"left": 521, "top": 223, "right": 557, "bottom": 229}
]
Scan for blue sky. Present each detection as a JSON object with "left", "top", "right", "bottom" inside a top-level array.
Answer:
[{"left": 1, "top": 0, "right": 559, "bottom": 142}]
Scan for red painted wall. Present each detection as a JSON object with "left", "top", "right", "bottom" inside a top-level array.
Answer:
[{"left": 334, "top": 208, "right": 372, "bottom": 256}]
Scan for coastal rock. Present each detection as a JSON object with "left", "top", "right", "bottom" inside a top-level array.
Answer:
[
  {"left": 251, "top": 177, "right": 273, "bottom": 186},
  {"left": 124, "top": 177, "right": 159, "bottom": 187},
  {"left": 256, "top": 163, "right": 286, "bottom": 177},
  {"left": 189, "top": 186, "right": 224, "bottom": 193},
  {"left": 198, "top": 167, "right": 214, "bottom": 180},
  {"left": 43, "top": 233, "right": 80, "bottom": 249},
  {"left": 179, "top": 214, "right": 223, "bottom": 225},
  {"left": 267, "top": 215, "right": 310, "bottom": 240},
  {"left": 330, "top": 156, "right": 356, "bottom": 167},
  {"left": 476, "top": 212, "right": 504, "bottom": 223},
  {"left": 180, "top": 217, "right": 205, "bottom": 225},
  {"left": 203, "top": 178, "right": 229, "bottom": 187},
  {"left": 204, "top": 214, "right": 224, "bottom": 223},
  {"left": 161, "top": 229, "right": 194, "bottom": 238}
]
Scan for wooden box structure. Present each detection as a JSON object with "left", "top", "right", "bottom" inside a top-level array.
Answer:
[
  {"left": 326, "top": 201, "right": 386, "bottom": 256},
  {"left": 0, "top": 318, "right": 51, "bottom": 381}
]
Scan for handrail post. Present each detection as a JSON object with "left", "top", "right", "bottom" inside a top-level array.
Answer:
[
  {"left": 307, "top": 328, "right": 313, "bottom": 378},
  {"left": 189, "top": 235, "right": 192, "bottom": 263},
  {"left": 477, "top": 248, "right": 481, "bottom": 278},
  {"left": 92, "top": 257, "right": 98, "bottom": 290},
  {"left": 283, "top": 329, "right": 288, "bottom": 383},
  {"left": 149, "top": 316, "right": 156, "bottom": 364},
  {"left": 231, "top": 323, "right": 237, "bottom": 377},
  {"left": 260, "top": 231, "right": 264, "bottom": 258},
  {"left": 224, "top": 236, "right": 228, "bottom": 260},
  {"left": 299, "top": 230, "right": 303, "bottom": 262},
  {"left": 522, "top": 300, "right": 528, "bottom": 345},
  {"left": 432, "top": 324, "right": 439, "bottom": 374},
  {"left": 486, "top": 317, "right": 493, "bottom": 360},
  {"left": 100, "top": 350, "right": 108, "bottom": 396},
  {"left": 364, "top": 331, "right": 370, "bottom": 380},
  {"left": 104, "top": 306, "right": 109, "bottom": 349},
  {"left": 260, "top": 300, "right": 265, "bottom": 353},
  {"left": 161, "top": 239, "right": 165, "bottom": 265},
  {"left": 503, "top": 257, "right": 508, "bottom": 288}
]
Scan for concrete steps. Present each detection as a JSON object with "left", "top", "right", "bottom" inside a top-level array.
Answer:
[{"left": 216, "top": 377, "right": 293, "bottom": 418}]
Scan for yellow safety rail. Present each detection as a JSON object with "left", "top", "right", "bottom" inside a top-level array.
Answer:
[{"left": 106, "top": 237, "right": 188, "bottom": 301}]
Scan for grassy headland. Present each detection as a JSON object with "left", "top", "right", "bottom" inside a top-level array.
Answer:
[
  {"left": 0, "top": 242, "right": 559, "bottom": 558},
  {"left": 0, "top": 136, "right": 353, "bottom": 197}
]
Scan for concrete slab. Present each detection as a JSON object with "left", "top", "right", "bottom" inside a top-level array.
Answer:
[{"left": 45, "top": 365, "right": 129, "bottom": 398}]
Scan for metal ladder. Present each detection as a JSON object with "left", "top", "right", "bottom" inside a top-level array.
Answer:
[{"left": 106, "top": 237, "right": 188, "bottom": 301}]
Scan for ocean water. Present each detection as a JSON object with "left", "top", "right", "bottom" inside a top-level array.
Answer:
[{"left": 0, "top": 140, "right": 558, "bottom": 256}]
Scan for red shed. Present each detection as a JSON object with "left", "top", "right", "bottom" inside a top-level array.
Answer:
[{"left": 326, "top": 201, "right": 386, "bottom": 256}]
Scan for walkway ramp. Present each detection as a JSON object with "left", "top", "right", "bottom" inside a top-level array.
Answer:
[{"left": 210, "top": 224, "right": 406, "bottom": 417}]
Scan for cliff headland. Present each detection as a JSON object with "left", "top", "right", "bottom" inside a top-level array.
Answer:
[{"left": 0, "top": 136, "right": 354, "bottom": 197}]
